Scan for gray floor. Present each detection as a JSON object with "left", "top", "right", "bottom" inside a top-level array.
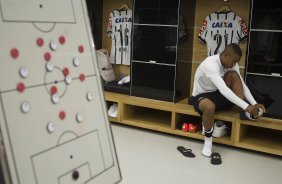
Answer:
[{"left": 111, "top": 123, "right": 282, "bottom": 184}]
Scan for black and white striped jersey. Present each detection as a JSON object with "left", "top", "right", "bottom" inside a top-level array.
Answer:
[
  {"left": 198, "top": 11, "right": 248, "bottom": 56},
  {"left": 107, "top": 9, "right": 132, "bottom": 65}
]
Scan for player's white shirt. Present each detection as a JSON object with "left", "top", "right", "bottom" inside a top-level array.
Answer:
[
  {"left": 192, "top": 54, "right": 257, "bottom": 110},
  {"left": 107, "top": 9, "right": 132, "bottom": 65},
  {"left": 199, "top": 11, "right": 248, "bottom": 56}
]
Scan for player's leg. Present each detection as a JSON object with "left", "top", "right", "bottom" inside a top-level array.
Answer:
[
  {"left": 198, "top": 98, "right": 215, "bottom": 157},
  {"left": 198, "top": 98, "right": 215, "bottom": 130},
  {"left": 223, "top": 71, "right": 244, "bottom": 99},
  {"left": 224, "top": 71, "right": 264, "bottom": 119}
]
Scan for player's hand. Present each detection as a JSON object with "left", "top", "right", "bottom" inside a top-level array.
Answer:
[
  {"left": 245, "top": 105, "right": 255, "bottom": 114},
  {"left": 251, "top": 107, "right": 260, "bottom": 118},
  {"left": 254, "top": 103, "right": 266, "bottom": 113},
  {"left": 251, "top": 104, "right": 265, "bottom": 119},
  {"left": 245, "top": 105, "right": 260, "bottom": 119}
]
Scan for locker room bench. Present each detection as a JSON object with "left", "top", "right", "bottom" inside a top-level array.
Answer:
[{"left": 104, "top": 92, "right": 282, "bottom": 156}]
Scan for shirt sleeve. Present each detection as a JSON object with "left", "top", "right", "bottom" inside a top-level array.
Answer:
[
  {"left": 106, "top": 12, "right": 113, "bottom": 38},
  {"left": 198, "top": 15, "right": 209, "bottom": 45},
  {"left": 234, "top": 65, "right": 257, "bottom": 105},
  {"left": 235, "top": 15, "right": 249, "bottom": 42}
]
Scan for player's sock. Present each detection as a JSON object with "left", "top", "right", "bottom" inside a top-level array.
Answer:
[
  {"left": 203, "top": 125, "right": 214, "bottom": 138},
  {"left": 201, "top": 125, "right": 213, "bottom": 157},
  {"left": 202, "top": 136, "right": 213, "bottom": 157}
]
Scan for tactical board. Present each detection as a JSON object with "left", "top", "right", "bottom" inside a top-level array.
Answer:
[{"left": 0, "top": 0, "right": 121, "bottom": 183}]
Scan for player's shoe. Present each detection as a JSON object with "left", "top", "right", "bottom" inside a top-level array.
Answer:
[{"left": 108, "top": 103, "right": 118, "bottom": 118}]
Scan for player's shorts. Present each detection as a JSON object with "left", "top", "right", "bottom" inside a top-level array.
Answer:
[{"left": 188, "top": 90, "right": 234, "bottom": 115}]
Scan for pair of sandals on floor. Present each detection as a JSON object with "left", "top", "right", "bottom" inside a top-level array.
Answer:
[{"left": 177, "top": 146, "right": 222, "bottom": 165}]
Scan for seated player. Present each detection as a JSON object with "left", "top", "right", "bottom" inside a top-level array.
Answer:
[{"left": 189, "top": 43, "right": 266, "bottom": 157}]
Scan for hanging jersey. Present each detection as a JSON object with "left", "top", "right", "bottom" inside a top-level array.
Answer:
[
  {"left": 198, "top": 11, "right": 248, "bottom": 56},
  {"left": 179, "top": 13, "right": 188, "bottom": 39},
  {"left": 107, "top": 9, "right": 132, "bottom": 65}
]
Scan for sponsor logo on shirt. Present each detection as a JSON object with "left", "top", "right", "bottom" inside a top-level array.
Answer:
[
  {"left": 212, "top": 22, "right": 233, "bottom": 28},
  {"left": 115, "top": 17, "right": 132, "bottom": 23}
]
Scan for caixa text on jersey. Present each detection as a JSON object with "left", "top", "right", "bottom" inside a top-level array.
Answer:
[{"left": 115, "top": 17, "right": 132, "bottom": 23}]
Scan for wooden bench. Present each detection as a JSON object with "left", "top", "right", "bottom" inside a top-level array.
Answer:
[{"left": 104, "top": 92, "right": 282, "bottom": 156}]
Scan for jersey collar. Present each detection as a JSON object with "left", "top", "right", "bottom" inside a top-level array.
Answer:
[{"left": 216, "top": 53, "right": 223, "bottom": 67}]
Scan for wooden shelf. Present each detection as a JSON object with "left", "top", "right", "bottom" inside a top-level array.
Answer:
[
  {"left": 237, "top": 125, "right": 282, "bottom": 155},
  {"left": 105, "top": 92, "right": 282, "bottom": 156},
  {"left": 173, "top": 130, "right": 204, "bottom": 139},
  {"left": 172, "top": 129, "right": 233, "bottom": 145},
  {"left": 119, "top": 119, "right": 172, "bottom": 133},
  {"left": 238, "top": 116, "right": 282, "bottom": 131},
  {"left": 109, "top": 117, "right": 119, "bottom": 123},
  {"left": 123, "top": 104, "right": 172, "bottom": 130}
]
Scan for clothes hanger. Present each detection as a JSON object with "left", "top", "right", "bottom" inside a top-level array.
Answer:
[
  {"left": 216, "top": 5, "right": 231, "bottom": 13},
  {"left": 118, "top": 3, "right": 129, "bottom": 11}
]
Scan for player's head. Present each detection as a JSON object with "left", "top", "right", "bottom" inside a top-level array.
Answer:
[{"left": 220, "top": 43, "right": 242, "bottom": 68}]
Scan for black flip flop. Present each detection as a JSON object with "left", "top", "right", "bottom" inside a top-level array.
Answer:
[
  {"left": 210, "top": 152, "right": 222, "bottom": 165},
  {"left": 177, "top": 146, "right": 195, "bottom": 158}
]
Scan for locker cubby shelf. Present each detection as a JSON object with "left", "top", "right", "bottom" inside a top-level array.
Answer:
[
  {"left": 173, "top": 113, "right": 234, "bottom": 145},
  {"left": 123, "top": 104, "right": 172, "bottom": 128},
  {"left": 237, "top": 125, "right": 282, "bottom": 155},
  {"left": 105, "top": 92, "right": 282, "bottom": 156}
]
